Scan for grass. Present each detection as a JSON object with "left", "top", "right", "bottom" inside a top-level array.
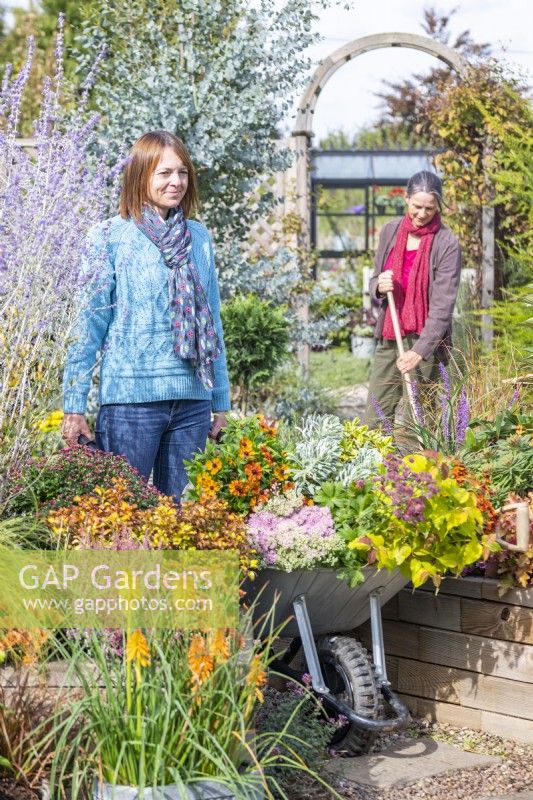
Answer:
[{"left": 309, "top": 347, "right": 370, "bottom": 390}]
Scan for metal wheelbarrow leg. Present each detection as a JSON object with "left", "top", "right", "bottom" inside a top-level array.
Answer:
[{"left": 291, "top": 589, "right": 410, "bottom": 738}]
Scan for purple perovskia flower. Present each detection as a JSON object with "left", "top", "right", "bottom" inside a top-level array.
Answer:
[{"left": 0, "top": 24, "right": 120, "bottom": 499}]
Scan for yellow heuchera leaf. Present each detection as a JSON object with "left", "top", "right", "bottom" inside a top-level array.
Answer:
[{"left": 348, "top": 539, "right": 371, "bottom": 551}]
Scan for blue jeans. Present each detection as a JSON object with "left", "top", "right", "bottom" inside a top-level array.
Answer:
[{"left": 95, "top": 399, "right": 212, "bottom": 502}]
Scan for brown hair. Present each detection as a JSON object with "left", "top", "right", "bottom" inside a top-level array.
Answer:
[{"left": 119, "top": 130, "right": 199, "bottom": 221}]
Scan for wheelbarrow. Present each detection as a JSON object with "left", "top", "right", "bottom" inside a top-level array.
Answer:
[{"left": 243, "top": 566, "right": 411, "bottom": 756}]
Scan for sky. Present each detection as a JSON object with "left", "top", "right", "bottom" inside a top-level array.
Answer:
[{"left": 287, "top": 0, "right": 533, "bottom": 142}]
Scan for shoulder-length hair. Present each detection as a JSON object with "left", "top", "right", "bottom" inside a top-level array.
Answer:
[{"left": 119, "top": 130, "right": 199, "bottom": 221}]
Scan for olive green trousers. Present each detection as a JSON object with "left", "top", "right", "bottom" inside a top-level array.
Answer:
[{"left": 363, "top": 337, "right": 441, "bottom": 437}]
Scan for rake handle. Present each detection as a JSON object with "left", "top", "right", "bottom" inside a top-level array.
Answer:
[{"left": 386, "top": 291, "right": 418, "bottom": 421}]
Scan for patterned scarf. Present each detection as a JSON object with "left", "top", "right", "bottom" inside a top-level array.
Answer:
[
  {"left": 382, "top": 213, "right": 441, "bottom": 340},
  {"left": 136, "top": 205, "right": 221, "bottom": 390}
]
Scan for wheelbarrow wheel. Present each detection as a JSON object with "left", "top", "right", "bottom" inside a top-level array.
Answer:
[{"left": 316, "top": 635, "right": 382, "bottom": 756}]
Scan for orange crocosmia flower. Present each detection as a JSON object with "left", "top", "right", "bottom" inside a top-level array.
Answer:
[
  {"left": 246, "top": 654, "right": 267, "bottom": 703},
  {"left": 245, "top": 462, "right": 263, "bottom": 481},
  {"left": 126, "top": 630, "right": 151, "bottom": 668},
  {"left": 188, "top": 633, "right": 214, "bottom": 690}
]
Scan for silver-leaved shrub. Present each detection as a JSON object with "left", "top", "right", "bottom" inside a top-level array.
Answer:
[{"left": 73, "top": 0, "right": 341, "bottom": 291}]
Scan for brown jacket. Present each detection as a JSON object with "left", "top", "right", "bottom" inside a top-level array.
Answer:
[{"left": 369, "top": 218, "right": 462, "bottom": 360}]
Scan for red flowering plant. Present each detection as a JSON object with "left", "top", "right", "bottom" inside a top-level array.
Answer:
[
  {"left": 4, "top": 446, "right": 161, "bottom": 519},
  {"left": 184, "top": 415, "right": 293, "bottom": 515}
]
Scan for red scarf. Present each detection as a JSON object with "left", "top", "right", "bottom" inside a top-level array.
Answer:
[{"left": 382, "top": 213, "right": 441, "bottom": 340}]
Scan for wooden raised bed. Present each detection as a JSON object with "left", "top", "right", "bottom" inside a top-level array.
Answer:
[{"left": 354, "top": 576, "right": 533, "bottom": 743}]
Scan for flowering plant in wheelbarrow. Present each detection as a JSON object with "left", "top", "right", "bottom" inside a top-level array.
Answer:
[
  {"left": 316, "top": 453, "right": 499, "bottom": 588},
  {"left": 185, "top": 415, "right": 293, "bottom": 515}
]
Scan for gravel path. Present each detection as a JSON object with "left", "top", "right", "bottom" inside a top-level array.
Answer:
[{"left": 284, "top": 719, "right": 533, "bottom": 800}]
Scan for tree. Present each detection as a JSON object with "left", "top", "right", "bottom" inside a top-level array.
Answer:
[
  {"left": 319, "top": 125, "right": 413, "bottom": 150},
  {"left": 424, "top": 61, "right": 531, "bottom": 288},
  {"left": 73, "top": 0, "right": 339, "bottom": 283},
  {"left": 375, "top": 6, "right": 491, "bottom": 145}
]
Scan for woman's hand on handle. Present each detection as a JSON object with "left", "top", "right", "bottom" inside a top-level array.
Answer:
[
  {"left": 396, "top": 350, "right": 422, "bottom": 375},
  {"left": 209, "top": 412, "right": 228, "bottom": 442},
  {"left": 377, "top": 270, "right": 394, "bottom": 296},
  {"left": 61, "top": 413, "right": 93, "bottom": 447}
]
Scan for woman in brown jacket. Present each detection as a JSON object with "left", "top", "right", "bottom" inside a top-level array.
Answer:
[{"left": 363, "top": 171, "right": 461, "bottom": 432}]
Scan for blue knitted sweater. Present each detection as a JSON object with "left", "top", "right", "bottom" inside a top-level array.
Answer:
[{"left": 62, "top": 215, "right": 231, "bottom": 414}]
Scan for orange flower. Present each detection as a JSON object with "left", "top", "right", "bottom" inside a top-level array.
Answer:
[
  {"left": 188, "top": 633, "right": 214, "bottom": 692},
  {"left": 260, "top": 445, "right": 274, "bottom": 465},
  {"left": 244, "top": 654, "right": 267, "bottom": 715},
  {"left": 205, "top": 457, "right": 222, "bottom": 475},
  {"left": 209, "top": 629, "right": 231, "bottom": 663},
  {"left": 274, "top": 465, "right": 290, "bottom": 481},
  {"left": 258, "top": 415, "right": 278, "bottom": 436},
  {"left": 197, "top": 473, "right": 221, "bottom": 497},
  {"left": 245, "top": 462, "right": 263, "bottom": 481},
  {"left": 229, "top": 479, "right": 248, "bottom": 497},
  {"left": 238, "top": 437, "right": 254, "bottom": 459},
  {"left": 127, "top": 630, "right": 151, "bottom": 668}
]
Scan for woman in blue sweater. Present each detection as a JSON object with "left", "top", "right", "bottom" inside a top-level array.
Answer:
[{"left": 62, "top": 130, "right": 231, "bottom": 501}]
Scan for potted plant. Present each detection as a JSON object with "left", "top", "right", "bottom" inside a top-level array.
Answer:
[
  {"left": 372, "top": 192, "right": 390, "bottom": 215},
  {"left": 33, "top": 622, "right": 297, "bottom": 800},
  {"left": 388, "top": 187, "right": 406, "bottom": 215},
  {"left": 347, "top": 309, "right": 376, "bottom": 359}
]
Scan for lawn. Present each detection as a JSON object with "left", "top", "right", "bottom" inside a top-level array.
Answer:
[{"left": 309, "top": 347, "right": 371, "bottom": 390}]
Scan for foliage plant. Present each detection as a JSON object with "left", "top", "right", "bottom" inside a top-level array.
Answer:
[
  {"left": 262, "top": 370, "right": 337, "bottom": 426},
  {"left": 185, "top": 414, "right": 293, "bottom": 516},
  {"left": 424, "top": 60, "right": 531, "bottom": 276},
  {"left": 289, "top": 415, "right": 390, "bottom": 497},
  {"left": 256, "top": 681, "right": 337, "bottom": 793},
  {"left": 31, "top": 618, "right": 340, "bottom": 798},
  {"left": 221, "top": 294, "right": 290, "bottom": 413},
  {"left": 316, "top": 454, "right": 495, "bottom": 589},
  {"left": 460, "top": 407, "right": 533, "bottom": 507},
  {"left": 0, "top": 20, "right": 120, "bottom": 506},
  {"left": 311, "top": 290, "right": 364, "bottom": 349},
  {"left": 247, "top": 491, "right": 343, "bottom": 571},
  {"left": 0, "top": 673, "right": 57, "bottom": 789},
  {"left": 46, "top": 480, "right": 257, "bottom": 576},
  {"left": 4, "top": 446, "right": 162, "bottom": 519}
]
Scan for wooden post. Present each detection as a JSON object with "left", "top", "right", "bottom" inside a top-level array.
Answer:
[
  {"left": 481, "top": 204, "right": 495, "bottom": 348},
  {"left": 291, "top": 133, "right": 311, "bottom": 376}
]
